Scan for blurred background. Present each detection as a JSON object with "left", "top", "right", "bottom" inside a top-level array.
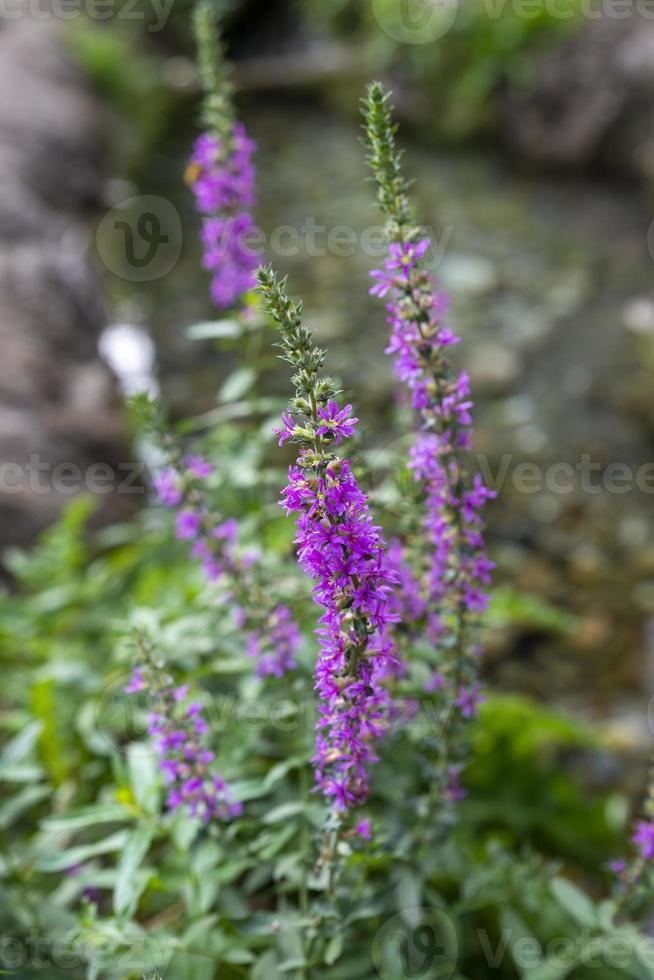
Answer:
[{"left": 2, "top": 0, "right": 654, "bottom": 761}]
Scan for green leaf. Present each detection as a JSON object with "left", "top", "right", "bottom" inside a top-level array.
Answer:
[
  {"left": 218, "top": 367, "right": 256, "bottom": 404},
  {"left": 550, "top": 876, "right": 597, "bottom": 929},
  {"left": 42, "top": 803, "right": 131, "bottom": 832},
  {"left": 127, "top": 742, "right": 161, "bottom": 814},
  {"left": 0, "top": 720, "right": 42, "bottom": 765},
  {"left": 252, "top": 951, "right": 280, "bottom": 980},
  {"left": 324, "top": 934, "right": 344, "bottom": 966},
  {"left": 186, "top": 319, "right": 242, "bottom": 340},
  {"left": 263, "top": 801, "right": 306, "bottom": 824},
  {"left": 397, "top": 867, "right": 423, "bottom": 928},
  {"left": 0, "top": 763, "right": 45, "bottom": 782},
  {"left": 0, "top": 784, "right": 50, "bottom": 829},
  {"left": 522, "top": 963, "right": 576, "bottom": 980},
  {"left": 37, "top": 829, "right": 130, "bottom": 871},
  {"left": 114, "top": 825, "right": 154, "bottom": 916}
]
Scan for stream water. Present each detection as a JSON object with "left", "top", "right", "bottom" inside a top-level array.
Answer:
[{"left": 100, "top": 95, "right": 654, "bottom": 742}]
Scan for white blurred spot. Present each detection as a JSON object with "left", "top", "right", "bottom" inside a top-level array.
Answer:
[{"left": 98, "top": 322, "right": 158, "bottom": 397}]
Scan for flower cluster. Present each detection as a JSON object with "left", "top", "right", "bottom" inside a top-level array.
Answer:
[
  {"left": 258, "top": 266, "right": 400, "bottom": 817},
  {"left": 187, "top": 5, "right": 257, "bottom": 308},
  {"left": 364, "top": 83, "right": 495, "bottom": 797},
  {"left": 187, "top": 126, "right": 258, "bottom": 308},
  {"left": 153, "top": 452, "right": 300, "bottom": 680},
  {"left": 125, "top": 655, "right": 240, "bottom": 823},
  {"left": 633, "top": 820, "right": 654, "bottom": 861},
  {"left": 610, "top": 777, "right": 654, "bottom": 891}
]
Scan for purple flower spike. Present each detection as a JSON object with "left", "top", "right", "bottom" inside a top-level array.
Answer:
[
  {"left": 187, "top": 123, "right": 258, "bottom": 309},
  {"left": 126, "top": 657, "right": 239, "bottom": 824},
  {"left": 258, "top": 266, "right": 402, "bottom": 818}
]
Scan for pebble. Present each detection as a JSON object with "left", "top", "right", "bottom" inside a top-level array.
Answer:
[
  {"left": 622, "top": 297, "right": 654, "bottom": 336},
  {"left": 468, "top": 342, "right": 521, "bottom": 395},
  {"left": 438, "top": 253, "right": 499, "bottom": 295}
]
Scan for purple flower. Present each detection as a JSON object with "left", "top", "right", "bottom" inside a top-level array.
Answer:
[
  {"left": 175, "top": 509, "right": 202, "bottom": 541},
  {"left": 281, "top": 453, "right": 399, "bottom": 813},
  {"left": 609, "top": 859, "right": 627, "bottom": 875},
  {"left": 150, "top": 447, "right": 300, "bottom": 683},
  {"left": 124, "top": 667, "right": 145, "bottom": 694},
  {"left": 445, "top": 767, "right": 466, "bottom": 803},
  {"left": 126, "top": 661, "right": 239, "bottom": 824},
  {"left": 259, "top": 265, "right": 401, "bottom": 816},
  {"left": 184, "top": 455, "right": 213, "bottom": 479},
  {"left": 354, "top": 818, "right": 372, "bottom": 841},
  {"left": 201, "top": 212, "right": 258, "bottom": 309},
  {"left": 188, "top": 124, "right": 258, "bottom": 309},
  {"left": 316, "top": 401, "right": 359, "bottom": 445},
  {"left": 370, "top": 217, "right": 497, "bottom": 810},
  {"left": 274, "top": 411, "right": 296, "bottom": 447},
  {"left": 153, "top": 468, "right": 182, "bottom": 507},
  {"left": 633, "top": 820, "right": 654, "bottom": 860},
  {"left": 249, "top": 604, "right": 301, "bottom": 678},
  {"left": 454, "top": 685, "right": 485, "bottom": 719},
  {"left": 188, "top": 125, "right": 256, "bottom": 213},
  {"left": 424, "top": 672, "right": 444, "bottom": 693}
]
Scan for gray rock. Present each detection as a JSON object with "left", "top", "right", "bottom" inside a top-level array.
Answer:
[
  {"left": 0, "top": 15, "right": 133, "bottom": 553},
  {"left": 503, "top": 10, "right": 654, "bottom": 181}
]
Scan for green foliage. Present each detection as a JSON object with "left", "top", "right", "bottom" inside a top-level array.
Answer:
[
  {"left": 303, "top": 0, "right": 584, "bottom": 141},
  {"left": 1, "top": 20, "right": 650, "bottom": 977},
  {"left": 0, "top": 307, "right": 641, "bottom": 975},
  {"left": 66, "top": 20, "right": 176, "bottom": 160},
  {"left": 0, "top": 488, "right": 639, "bottom": 976}
]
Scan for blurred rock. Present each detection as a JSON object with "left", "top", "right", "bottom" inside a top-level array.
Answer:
[
  {"left": 468, "top": 342, "right": 521, "bottom": 396},
  {"left": 438, "top": 253, "right": 499, "bottom": 296},
  {"left": 622, "top": 297, "right": 654, "bottom": 336},
  {"left": 0, "top": 15, "right": 134, "bottom": 554},
  {"left": 503, "top": 9, "right": 654, "bottom": 183}
]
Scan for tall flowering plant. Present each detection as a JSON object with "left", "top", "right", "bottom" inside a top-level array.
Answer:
[
  {"left": 257, "top": 265, "right": 400, "bottom": 826},
  {"left": 185, "top": 2, "right": 258, "bottom": 308},
  {"left": 363, "top": 83, "right": 495, "bottom": 811},
  {"left": 132, "top": 394, "right": 301, "bottom": 680}
]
